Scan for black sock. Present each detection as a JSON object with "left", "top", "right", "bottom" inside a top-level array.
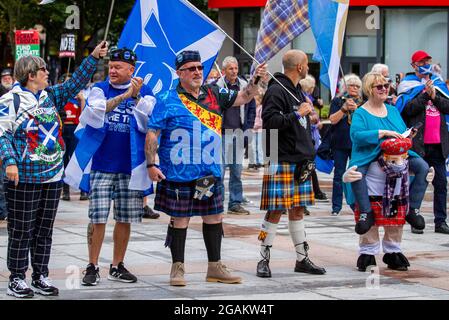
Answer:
[
  {"left": 202, "top": 222, "right": 223, "bottom": 262},
  {"left": 166, "top": 226, "right": 187, "bottom": 263}
]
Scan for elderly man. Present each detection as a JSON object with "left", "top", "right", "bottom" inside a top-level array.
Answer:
[
  {"left": 0, "top": 69, "right": 14, "bottom": 96},
  {"left": 397, "top": 50, "right": 449, "bottom": 235},
  {"left": 71, "top": 48, "right": 156, "bottom": 286},
  {"left": 216, "top": 56, "right": 256, "bottom": 215},
  {"left": 146, "top": 50, "right": 266, "bottom": 286},
  {"left": 256, "top": 50, "right": 326, "bottom": 278}
]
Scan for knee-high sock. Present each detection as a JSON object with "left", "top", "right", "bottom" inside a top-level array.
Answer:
[
  {"left": 166, "top": 226, "right": 187, "bottom": 263},
  {"left": 203, "top": 223, "right": 223, "bottom": 262},
  {"left": 288, "top": 219, "right": 307, "bottom": 261},
  {"left": 259, "top": 220, "right": 278, "bottom": 259}
]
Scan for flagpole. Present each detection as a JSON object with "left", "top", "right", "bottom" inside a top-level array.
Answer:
[
  {"left": 214, "top": 61, "right": 228, "bottom": 90},
  {"left": 183, "top": 0, "right": 301, "bottom": 104},
  {"left": 103, "top": 0, "right": 116, "bottom": 42}
]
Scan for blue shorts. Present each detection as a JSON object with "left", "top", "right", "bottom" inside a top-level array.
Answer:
[{"left": 88, "top": 171, "right": 144, "bottom": 224}]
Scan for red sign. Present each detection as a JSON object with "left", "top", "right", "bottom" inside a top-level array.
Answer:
[
  {"left": 208, "top": 0, "right": 449, "bottom": 8},
  {"left": 15, "top": 30, "right": 40, "bottom": 45}
]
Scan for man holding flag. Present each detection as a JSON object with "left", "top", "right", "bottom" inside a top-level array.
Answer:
[
  {"left": 71, "top": 48, "right": 156, "bottom": 286},
  {"left": 146, "top": 50, "right": 267, "bottom": 286}
]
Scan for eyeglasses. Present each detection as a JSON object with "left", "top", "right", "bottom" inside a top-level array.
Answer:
[
  {"left": 179, "top": 65, "right": 204, "bottom": 72},
  {"left": 372, "top": 83, "right": 390, "bottom": 91}
]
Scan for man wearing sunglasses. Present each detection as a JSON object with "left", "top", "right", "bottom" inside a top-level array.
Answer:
[
  {"left": 397, "top": 50, "right": 449, "bottom": 235},
  {"left": 70, "top": 48, "right": 156, "bottom": 287},
  {"left": 146, "top": 50, "right": 267, "bottom": 286}
]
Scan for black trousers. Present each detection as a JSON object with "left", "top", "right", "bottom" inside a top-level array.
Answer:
[{"left": 5, "top": 181, "right": 62, "bottom": 280}]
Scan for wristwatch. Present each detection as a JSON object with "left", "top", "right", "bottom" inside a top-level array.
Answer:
[
  {"left": 132, "top": 93, "right": 142, "bottom": 100},
  {"left": 146, "top": 163, "right": 156, "bottom": 168}
]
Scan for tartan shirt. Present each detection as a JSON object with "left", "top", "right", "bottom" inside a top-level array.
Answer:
[{"left": 0, "top": 55, "right": 98, "bottom": 184}]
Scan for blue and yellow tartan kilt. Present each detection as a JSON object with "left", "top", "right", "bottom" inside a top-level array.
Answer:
[{"left": 260, "top": 162, "right": 314, "bottom": 211}]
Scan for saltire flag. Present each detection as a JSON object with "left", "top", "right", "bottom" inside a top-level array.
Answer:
[
  {"left": 252, "top": 0, "right": 310, "bottom": 72},
  {"left": 310, "top": 0, "right": 349, "bottom": 98},
  {"left": 118, "top": 0, "right": 226, "bottom": 96}
]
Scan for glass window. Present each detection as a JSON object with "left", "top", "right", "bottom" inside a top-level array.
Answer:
[
  {"left": 385, "top": 9, "right": 448, "bottom": 79},
  {"left": 240, "top": 11, "right": 260, "bottom": 55},
  {"left": 345, "top": 36, "right": 377, "bottom": 57}
]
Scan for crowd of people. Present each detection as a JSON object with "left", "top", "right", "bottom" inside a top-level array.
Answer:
[{"left": 0, "top": 43, "right": 448, "bottom": 298}]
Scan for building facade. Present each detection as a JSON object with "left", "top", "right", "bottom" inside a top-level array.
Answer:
[{"left": 209, "top": 0, "right": 449, "bottom": 99}]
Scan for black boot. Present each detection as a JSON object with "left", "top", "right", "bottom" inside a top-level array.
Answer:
[
  {"left": 256, "top": 246, "right": 272, "bottom": 278},
  {"left": 356, "top": 254, "right": 377, "bottom": 272},
  {"left": 405, "top": 208, "right": 425, "bottom": 230},
  {"left": 61, "top": 184, "right": 70, "bottom": 201},
  {"left": 355, "top": 211, "right": 375, "bottom": 235},
  {"left": 383, "top": 252, "right": 410, "bottom": 271},
  {"left": 293, "top": 242, "right": 326, "bottom": 275}
]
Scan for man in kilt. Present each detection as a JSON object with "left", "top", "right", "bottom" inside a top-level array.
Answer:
[
  {"left": 145, "top": 50, "right": 267, "bottom": 286},
  {"left": 256, "top": 50, "right": 326, "bottom": 278}
]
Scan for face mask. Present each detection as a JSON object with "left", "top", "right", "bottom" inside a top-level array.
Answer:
[
  {"left": 417, "top": 64, "right": 432, "bottom": 75},
  {"left": 387, "top": 161, "right": 407, "bottom": 173}
]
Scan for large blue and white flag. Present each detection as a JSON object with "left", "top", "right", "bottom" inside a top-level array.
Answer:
[
  {"left": 310, "top": 0, "right": 349, "bottom": 98},
  {"left": 118, "top": 0, "right": 226, "bottom": 96}
]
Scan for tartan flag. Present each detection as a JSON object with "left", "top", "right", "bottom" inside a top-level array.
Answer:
[{"left": 252, "top": 0, "right": 310, "bottom": 72}]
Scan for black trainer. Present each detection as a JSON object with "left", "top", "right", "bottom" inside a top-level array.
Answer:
[
  {"left": 355, "top": 211, "right": 375, "bottom": 235},
  {"left": 7, "top": 278, "right": 34, "bottom": 298},
  {"left": 405, "top": 208, "right": 425, "bottom": 230},
  {"left": 143, "top": 206, "right": 160, "bottom": 219},
  {"left": 82, "top": 263, "right": 100, "bottom": 286},
  {"left": 31, "top": 275, "right": 59, "bottom": 296},
  {"left": 108, "top": 262, "right": 137, "bottom": 283}
]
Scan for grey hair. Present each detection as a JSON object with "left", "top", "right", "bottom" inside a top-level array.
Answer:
[
  {"left": 371, "top": 63, "right": 389, "bottom": 74},
  {"left": 299, "top": 74, "right": 316, "bottom": 94},
  {"left": 338, "top": 73, "right": 362, "bottom": 97},
  {"left": 14, "top": 55, "right": 46, "bottom": 86},
  {"left": 222, "top": 56, "right": 238, "bottom": 69}
]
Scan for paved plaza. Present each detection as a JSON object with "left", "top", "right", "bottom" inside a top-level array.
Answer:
[{"left": 0, "top": 168, "right": 448, "bottom": 300}]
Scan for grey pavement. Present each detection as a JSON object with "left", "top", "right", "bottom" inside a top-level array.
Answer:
[{"left": 0, "top": 166, "right": 448, "bottom": 300}]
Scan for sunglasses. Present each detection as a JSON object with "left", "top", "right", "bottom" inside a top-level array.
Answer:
[
  {"left": 179, "top": 65, "right": 204, "bottom": 72},
  {"left": 372, "top": 83, "right": 390, "bottom": 91},
  {"left": 37, "top": 66, "right": 48, "bottom": 73}
]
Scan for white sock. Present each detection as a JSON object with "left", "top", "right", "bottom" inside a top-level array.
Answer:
[
  {"left": 288, "top": 219, "right": 307, "bottom": 261},
  {"left": 259, "top": 220, "right": 278, "bottom": 259}
]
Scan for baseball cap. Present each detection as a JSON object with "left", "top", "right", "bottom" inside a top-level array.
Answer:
[
  {"left": 1, "top": 69, "right": 12, "bottom": 77},
  {"left": 411, "top": 50, "right": 432, "bottom": 64}
]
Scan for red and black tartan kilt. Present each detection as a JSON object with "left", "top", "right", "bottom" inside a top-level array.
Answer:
[
  {"left": 354, "top": 196, "right": 406, "bottom": 226},
  {"left": 154, "top": 179, "right": 223, "bottom": 217},
  {"left": 260, "top": 162, "right": 314, "bottom": 211}
]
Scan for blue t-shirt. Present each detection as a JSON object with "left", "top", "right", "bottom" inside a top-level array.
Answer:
[
  {"left": 90, "top": 81, "right": 152, "bottom": 174},
  {"left": 148, "top": 84, "right": 237, "bottom": 182}
]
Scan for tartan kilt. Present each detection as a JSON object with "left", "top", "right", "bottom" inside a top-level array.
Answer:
[
  {"left": 154, "top": 179, "right": 223, "bottom": 217},
  {"left": 260, "top": 162, "right": 314, "bottom": 211},
  {"left": 354, "top": 197, "right": 406, "bottom": 226}
]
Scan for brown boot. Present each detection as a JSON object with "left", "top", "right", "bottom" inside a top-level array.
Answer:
[
  {"left": 206, "top": 261, "right": 242, "bottom": 284},
  {"left": 170, "top": 262, "right": 186, "bottom": 286}
]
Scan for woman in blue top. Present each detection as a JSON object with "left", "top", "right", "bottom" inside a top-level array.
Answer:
[{"left": 349, "top": 72, "right": 429, "bottom": 235}]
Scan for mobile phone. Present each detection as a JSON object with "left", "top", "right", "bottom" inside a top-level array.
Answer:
[
  {"left": 412, "top": 122, "right": 423, "bottom": 131},
  {"left": 395, "top": 74, "right": 401, "bottom": 84}
]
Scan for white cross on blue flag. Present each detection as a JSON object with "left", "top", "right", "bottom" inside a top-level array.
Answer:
[{"left": 118, "top": 0, "right": 226, "bottom": 96}]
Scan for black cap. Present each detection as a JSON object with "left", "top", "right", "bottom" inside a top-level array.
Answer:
[
  {"left": 1, "top": 69, "right": 12, "bottom": 77},
  {"left": 109, "top": 48, "right": 137, "bottom": 66},
  {"left": 175, "top": 50, "right": 201, "bottom": 70}
]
